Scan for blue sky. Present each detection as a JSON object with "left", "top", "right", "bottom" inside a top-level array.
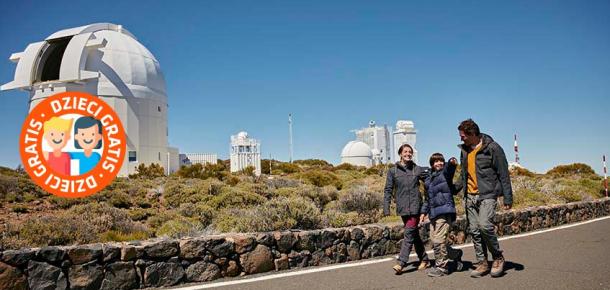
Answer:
[{"left": 1, "top": 0, "right": 609, "bottom": 174}]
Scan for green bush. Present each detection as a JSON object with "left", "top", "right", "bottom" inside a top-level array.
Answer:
[
  {"left": 109, "top": 192, "right": 133, "bottom": 209},
  {"left": 339, "top": 185, "right": 383, "bottom": 214},
  {"left": 510, "top": 166, "right": 536, "bottom": 177},
  {"left": 155, "top": 216, "right": 202, "bottom": 238},
  {"left": 209, "top": 186, "right": 266, "bottom": 210},
  {"left": 176, "top": 162, "right": 230, "bottom": 180},
  {"left": 556, "top": 190, "right": 582, "bottom": 203},
  {"left": 298, "top": 185, "right": 338, "bottom": 209},
  {"left": 214, "top": 196, "right": 322, "bottom": 232},
  {"left": 129, "top": 163, "right": 165, "bottom": 179},
  {"left": 513, "top": 189, "right": 552, "bottom": 208},
  {"left": 273, "top": 162, "right": 301, "bottom": 174},
  {"left": 547, "top": 163, "right": 596, "bottom": 177},
  {"left": 298, "top": 170, "right": 342, "bottom": 189},
  {"left": 6, "top": 203, "right": 146, "bottom": 248},
  {"left": 162, "top": 178, "right": 220, "bottom": 208},
  {"left": 128, "top": 208, "right": 155, "bottom": 221}
]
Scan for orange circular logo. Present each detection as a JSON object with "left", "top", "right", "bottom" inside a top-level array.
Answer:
[{"left": 19, "top": 92, "right": 126, "bottom": 198}]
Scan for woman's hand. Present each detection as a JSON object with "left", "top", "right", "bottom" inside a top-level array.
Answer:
[{"left": 419, "top": 214, "right": 428, "bottom": 226}]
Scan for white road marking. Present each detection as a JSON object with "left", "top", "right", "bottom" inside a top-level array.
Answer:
[{"left": 168, "top": 215, "right": 610, "bottom": 290}]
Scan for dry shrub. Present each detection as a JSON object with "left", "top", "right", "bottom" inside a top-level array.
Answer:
[{"left": 214, "top": 196, "right": 322, "bottom": 232}]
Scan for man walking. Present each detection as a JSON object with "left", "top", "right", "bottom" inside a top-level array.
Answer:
[{"left": 457, "top": 119, "right": 513, "bottom": 278}]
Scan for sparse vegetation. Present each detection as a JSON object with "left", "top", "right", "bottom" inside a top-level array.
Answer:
[{"left": 0, "top": 161, "right": 605, "bottom": 249}]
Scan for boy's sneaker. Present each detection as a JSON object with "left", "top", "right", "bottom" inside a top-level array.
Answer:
[
  {"left": 454, "top": 249, "right": 464, "bottom": 272},
  {"left": 470, "top": 261, "right": 490, "bottom": 278},
  {"left": 417, "top": 259, "right": 430, "bottom": 270},
  {"left": 426, "top": 266, "right": 448, "bottom": 277},
  {"left": 490, "top": 256, "right": 505, "bottom": 277}
]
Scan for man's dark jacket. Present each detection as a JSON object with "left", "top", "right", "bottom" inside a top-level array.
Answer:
[
  {"left": 458, "top": 133, "right": 513, "bottom": 206},
  {"left": 383, "top": 161, "right": 430, "bottom": 216}
]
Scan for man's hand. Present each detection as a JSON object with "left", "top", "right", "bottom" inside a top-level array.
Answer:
[
  {"left": 449, "top": 157, "right": 458, "bottom": 165},
  {"left": 503, "top": 204, "right": 512, "bottom": 210}
]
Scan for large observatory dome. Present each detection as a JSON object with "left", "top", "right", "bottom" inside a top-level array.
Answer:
[
  {"left": 341, "top": 141, "right": 373, "bottom": 167},
  {"left": 2, "top": 23, "right": 166, "bottom": 101},
  {"left": 2, "top": 23, "right": 177, "bottom": 176}
]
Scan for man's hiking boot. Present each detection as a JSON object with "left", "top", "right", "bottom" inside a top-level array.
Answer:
[
  {"left": 426, "top": 266, "right": 449, "bottom": 277},
  {"left": 470, "top": 261, "right": 490, "bottom": 278},
  {"left": 490, "top": 256, "right": 506, "bottom": 277}
]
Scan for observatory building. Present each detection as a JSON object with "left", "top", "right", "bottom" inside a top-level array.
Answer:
[
  {"left": 230, "top": 131, "right": 261, "bottom": 176},
  {"left": 1, "top": 23, "right": 179, "bottom": 176},
  {"left": 179, "top": 153, "right": 218, "bottom": 167},
  {"left": 392, "top": 120, "right": 418, "bottom": 163},
  {"left": 340, "top": 141, "right": 373, "bottom": 167},
  {"left": 353, "top": 120, "right": 392, "bottom": 164}
]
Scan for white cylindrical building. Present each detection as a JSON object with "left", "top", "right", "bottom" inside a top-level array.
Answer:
[
  {"left": 1, "top": 23, "right": 178, "bottom": 176},
  {"left": 392, "top": 120, "right": 418, "bottom": 163},
  {"left": 230, "top": 131, "right": 261, "bottom": 176},
  {"left": 341, "top": 141, "right": 373, "bottom": 167}
]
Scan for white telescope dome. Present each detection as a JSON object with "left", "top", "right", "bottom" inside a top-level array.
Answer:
[
  {"left": 341, "top": 141, "right": 373, "bottom": 167},
  {"left": 2, "top": 23, "right": 178, "bottom": 176}
]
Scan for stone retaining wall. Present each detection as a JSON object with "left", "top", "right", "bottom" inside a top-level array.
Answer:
[{"left": 2, "top": 198, "right": 609, "bottom": 290}]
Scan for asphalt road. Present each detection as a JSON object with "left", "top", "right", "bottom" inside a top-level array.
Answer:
[{"left": 169, "top": 217, "right": 610, "bottom": 290}]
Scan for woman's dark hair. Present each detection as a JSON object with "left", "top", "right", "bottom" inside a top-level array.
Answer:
[
  {"left": 429, "top": 152, "right": 445, "bottom": 168},
  {"left": 74, "top": 116, "right": 103, "bottom": 149},
  {"left": 458, "top": 118, "right": 480, "bottom": 136},
  {"left": 397, "top": 143, "right": 414, "bottom": 155}
]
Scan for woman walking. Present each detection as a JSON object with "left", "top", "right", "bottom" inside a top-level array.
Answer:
[{"left": 383, "top": 144, "right": 431, "bottom": 274}]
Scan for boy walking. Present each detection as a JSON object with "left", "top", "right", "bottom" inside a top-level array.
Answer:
[{"left": 421, "top": 153, "right": 463, "bottom": 277}]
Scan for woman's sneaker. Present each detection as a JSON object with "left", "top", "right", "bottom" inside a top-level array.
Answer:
[
  {"left": 417, "top": 259, "right": 430, "bottom": 270},
  {"left": 392, "top": 261, "right": 407, "bottom": 275}
]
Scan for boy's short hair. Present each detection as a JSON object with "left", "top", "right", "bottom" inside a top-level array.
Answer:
[
  {"left": 429, "top": 152, "right": 445, "bottom": 167},
  {"left": 397, "top": 143, "right": 414, "bottom": 155},
  {"left": 458, "top": 119, "right": 480, "bottom": 136},
  {"left": 43, "top": 117, "right": 72, "bottom": 133}
]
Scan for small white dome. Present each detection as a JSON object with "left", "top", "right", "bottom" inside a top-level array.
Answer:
[
  {"left": 341, "top": 141, "right": 372, "bottom": 158},
  {"left": 371, "top": 148, "right": 381, "bottom": 156},
  {"left": 237, "top": 131, "right": 248, "bottom": 139}
]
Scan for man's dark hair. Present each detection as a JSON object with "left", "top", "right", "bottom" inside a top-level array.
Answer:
[
  {"left": 429, "top": 153, "right": 445, "bottom": 168},
  {"left": 458, "top": 119, "right": 480, "bottom": 136},
  {"left": 397, "top": 143, "right": 414, "bottom": 155}
]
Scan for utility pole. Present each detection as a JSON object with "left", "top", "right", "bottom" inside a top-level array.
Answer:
[
  {"left": 289, "top": 113, "right": 293, "bottom": 163},
  {"left": 514, "top": 134, "right": 520, "bottom": 164},
  {"left": 602, "top": 154, "right": 608, "bottom": 197}
]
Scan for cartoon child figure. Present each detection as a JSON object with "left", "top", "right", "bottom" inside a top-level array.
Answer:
[
  {"left": 42, "top": 117, "right": 73, "bottom": 175},
  {"left": 70, "top": 116, "right": 103, "bottom": 175}
]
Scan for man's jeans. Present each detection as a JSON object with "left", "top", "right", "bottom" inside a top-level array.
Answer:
[{"left": 466, "top": 194, "right": 503, "bottom": 262}]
